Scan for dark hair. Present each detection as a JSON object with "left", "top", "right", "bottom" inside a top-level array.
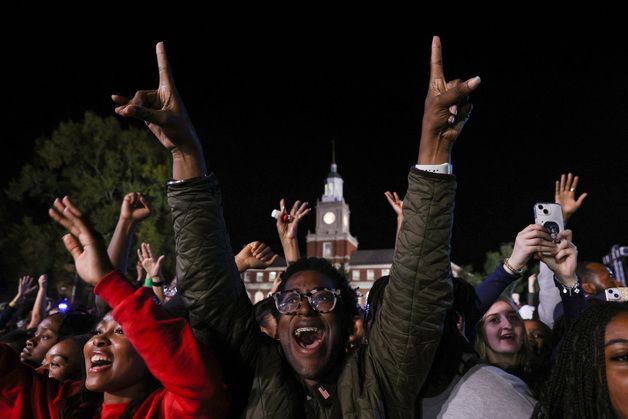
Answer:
[
  {"left": 57, "top": 309, "right": 96, "bottom": 340},
  {"left": 281, "top": 257, "right": 359, "bottom": 326},
  {"left": 364, "top": 275, "right": 390, "bottom": 337},
  {"left": 533, "top": 301, "right": 628, "bottom": 418},
  {"left": 254, "top": 296, "right": 278, "bottom": 326}
]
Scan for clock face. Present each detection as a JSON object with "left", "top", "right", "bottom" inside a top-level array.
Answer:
[{"left": 323, "top": 211, "right": 336, "bottom": 225}]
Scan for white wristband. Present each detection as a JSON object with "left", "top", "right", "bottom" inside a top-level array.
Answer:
[{"left": 415, "top": 163, "right": 452, "bottom": 174}]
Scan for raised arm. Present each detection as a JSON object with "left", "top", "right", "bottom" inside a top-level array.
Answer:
[
  {"left": 48, "top": 196, "right": 228, "bottom": 417},
  {"left": 1, "top": 276, "right": 36, "bottom": 330},
  {"left": 475, "top": 224, "right": 556, "bottom": 314},
  {"left": 275, "top": 199, "right": 311, "bottom": 263},
  {"left": 114, "top": 42, "right": 260, "bottom": 360},
  {"left": 26, "top": 274, "right": 48, "bottom": 330},
  {"left": 367, "top": 36, "right": 480, "bottom": 411},
  {"left": 107, "top": 192, "right": 151, "bottom": 274}
]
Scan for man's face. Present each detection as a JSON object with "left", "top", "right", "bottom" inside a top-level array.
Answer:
[
  {"left": 21, "top": 315, "right": 63, "bottom": 365},
  {"left": 587, "top": 263, "right": 622, "bottom": 293},
  {"left": 605, "top": 311, "right": 628, "bottom": 419},
  {"left": 83, "top": 313, "right": 147, "bottom": 392},
  {"left": 277, "top": 270, "right": 348, "bottom": 383}
]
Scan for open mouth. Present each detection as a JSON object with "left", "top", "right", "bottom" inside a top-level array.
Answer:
[
  {"left": 499, "top": 333, "right": 515, "bottom": 341},
  {"left": 89, "top": 354, "right": 113, "bottom": 373},
  {"left": 294, "top": 326, "right": 323, "bottom": 350}
]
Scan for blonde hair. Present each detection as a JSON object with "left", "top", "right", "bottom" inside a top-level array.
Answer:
[{"left": 474, "top": 296, "right": 529, "bottom": 373}]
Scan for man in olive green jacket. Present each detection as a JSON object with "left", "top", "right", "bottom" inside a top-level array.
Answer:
[{"left": 114, "top": 36, "right": 480, "bottom": 418}]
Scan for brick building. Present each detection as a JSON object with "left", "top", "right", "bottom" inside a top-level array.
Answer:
[{"left": 243, "top": 155, "right": 393, "bottom": 307}]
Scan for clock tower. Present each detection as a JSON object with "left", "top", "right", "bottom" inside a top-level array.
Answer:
[{"left": 306, "top": 148, "right": 358, "bottom": 267}]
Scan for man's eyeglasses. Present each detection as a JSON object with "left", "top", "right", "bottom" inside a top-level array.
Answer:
[{"left": 272, "top": 288, "right": 341, "bottom": 315}]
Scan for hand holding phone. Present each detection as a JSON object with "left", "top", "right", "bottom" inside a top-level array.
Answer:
[{"left": 534, "top": 203, "right": 564, "bottom": 246}]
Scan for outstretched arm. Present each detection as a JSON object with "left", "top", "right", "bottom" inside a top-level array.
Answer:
[
  {"left": 114, "top": 43, "right": 261, "bottom": 361},
  {"left": 49, "top": 196, "right": 228, "bottom": 417},
  {"left": 368, "top": 36, "right": 480, "bottom": 413},
  {"left": 26, "top": 275, "right": 48, "bottom": 330},
  {"left": 107, "top": 192, "right": 152, "bottom": 274}
]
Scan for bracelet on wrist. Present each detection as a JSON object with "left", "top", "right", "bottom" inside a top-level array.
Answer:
[
  {"left": 553, "top": 275, "right": 581, "bottom": 296},
  {"left": 150, "top": 276, "right": 164, "bottom": 287},
  {"left": 503, "top": 258, "right": 524, "bottom": 277}
]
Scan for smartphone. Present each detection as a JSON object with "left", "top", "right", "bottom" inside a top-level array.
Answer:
[
  {"left": 605, "top": 287, "right": 628, "bottom": 302},
  {"left": 533, "top": 203, "right": 564, "bottom": 252}
]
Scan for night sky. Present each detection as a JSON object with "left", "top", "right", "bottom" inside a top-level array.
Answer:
[{"left": 2, "top": 27, "right": 627, "bottom": 272}]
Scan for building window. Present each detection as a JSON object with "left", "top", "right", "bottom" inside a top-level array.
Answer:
[
  {"left": 269, "top": 271, "right": 277, "bottom": 282},
  {"left": 254, "top": 291, "right": 264, "bottom": 303},
  {"left": 381, "top": 269, "right": 390, "bottom": 277},
  {"left": 367, "top": 270, "right": 375, "bottom": 281},
  {"left": 256, "top": 272, "right": 264, "bottom": 282},
  {"left": 352, "top": 270, "right": 360, "bottom": 281},
  {"left": 323, "top": 242, "right": 332, "bottom": 258}
]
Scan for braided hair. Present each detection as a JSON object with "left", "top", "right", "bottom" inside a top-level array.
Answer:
[{"left": 533, "top": 301, "right": 628, "bottom": 418}]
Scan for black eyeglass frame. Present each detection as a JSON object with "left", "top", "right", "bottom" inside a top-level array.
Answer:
[{"left": 272, "top": 287, "right": 342, "bottom": 315}]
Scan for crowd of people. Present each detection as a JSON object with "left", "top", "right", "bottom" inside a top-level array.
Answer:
[{"left": 1, "top": 37, "right": 626, "bottom": 418}]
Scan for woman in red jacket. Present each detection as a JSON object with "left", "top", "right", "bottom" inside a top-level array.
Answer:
[{"left": 0, "top": 196, "right": 228, "bottom": 418}]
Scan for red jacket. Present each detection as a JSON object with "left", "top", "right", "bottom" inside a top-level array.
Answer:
[{"left": 0, "top": 271, "right": 228, "bottom": 418}]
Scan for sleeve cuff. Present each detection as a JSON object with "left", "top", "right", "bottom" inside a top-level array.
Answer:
[
  {"left": 415, "top": 162, "right": 452, "bottom": 174},
  {"left": 94, "top": 271, "right": 138, "bottom": 309}
]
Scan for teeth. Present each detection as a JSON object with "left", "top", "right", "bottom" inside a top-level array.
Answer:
[
  {"left": 91, "top": 355, "right": 112, "bottom": 363},
  {"left": 295, "top": 327, "right": 320, "bottom": 337}
]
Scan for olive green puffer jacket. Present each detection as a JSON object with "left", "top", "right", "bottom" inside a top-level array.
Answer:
[{"left": 168, "top": 167, "right": 455, "bottom": 418}]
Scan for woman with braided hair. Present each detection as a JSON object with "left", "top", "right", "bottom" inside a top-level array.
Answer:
[{"left": 533, "top": 301, "right": 628, "bottom": 418}]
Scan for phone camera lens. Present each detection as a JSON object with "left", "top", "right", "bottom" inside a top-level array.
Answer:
[
  {"left": 538, "top": 205, "right": 544, "bottom": 209},
  {"left": 543, "top": 209, "right": 549, "bottom": 214},
  {"left": 615, "top": 293, "right": 620, "bottom": 298}
]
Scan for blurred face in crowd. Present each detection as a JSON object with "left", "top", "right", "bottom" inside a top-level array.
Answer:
[
  {"left": 525, "top": 320, "right": 550, "bottom": 355},
  {"left": 42, "top": 338, "right": 83, "bottom": 381},
  {"left": 21, "top": 314, "right": 63, "bottom": 365},
  {"left": 276, "top": 270, "right": 348, "bottom": 386},
  {"left": 482, "top": 300, "right": 525, "bottom": 365},
  {"left": 84, "top": 313, "right": 147, "bottom": 397},
  {"left": 584, "top": 262, "right": 622, "bottom": 294},
  {"left": 604, "top": 311, "right": 628, "bottom": 418}
]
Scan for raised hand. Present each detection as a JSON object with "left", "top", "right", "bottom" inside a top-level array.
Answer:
[
  {"left": 137, "top": 242, "right": 166, "bottom": 280},
  {"left": 540, "top": 230, "right": 578, "bottom": 287},
  {"left": 276, "top": 199, "right": 311, "bottom": 241},
  {"left": 554, "top": 173, "right": 588, "bottom": 223},
  {"left": 17, "top": 276, "right": 37, "bottom": 299},
  {"left": 384, "top": 191, "right": 404, "bottom": 244},
  {"left": 120, "top": 192, "right": 152, "bottom": 223},
  {"left": 135, "top": 260, "right": 145, "bottom": 284},
  {"left": 384, "top": 191, "right": 403, "bottom": 217},
  {"left": 235, "top": 241, "right": 279, "bottom": 273},
  {"left": 418, "top": 36, "right": 481, "bottom": 165},
  {"left": 507, "top": 224, "right": 557, "bottom": 271},
  {"left": 49, "top": 196, "right": 113, "bottom": 287},
  {"left": 37, "top": 274, "right": 48, "bottom": 288},
  {"left": 112, "top": 42, "right": 206, "bottom": 179}
]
